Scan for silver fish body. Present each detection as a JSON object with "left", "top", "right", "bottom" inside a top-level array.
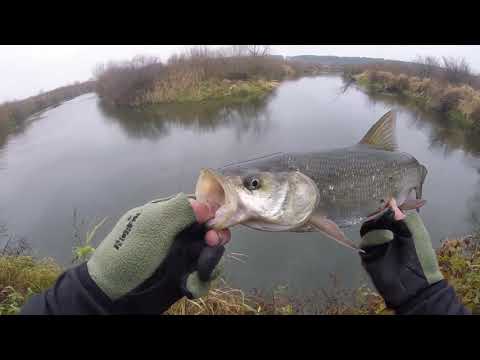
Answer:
[
  {"left": 218, "top": 144, "right": 427, "bottom": 230},
  {"left": 195, "top": 110, "right": 428, "bottom": 251}
]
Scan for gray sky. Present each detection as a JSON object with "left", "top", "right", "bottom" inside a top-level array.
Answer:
[{"left": 1, "top": 45, "right": 479, "bottom": 103}]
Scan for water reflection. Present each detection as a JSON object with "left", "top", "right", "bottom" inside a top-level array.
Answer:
[
  {"left": 0, "top": 111, "right": 46, "bottom": 168},
  {"left": 358, "top": 87, "right": 480, "bottom": 157},
  {"left": 97, "top": 94, "right": 275, "bottom": 141},
  {"left": 467, "top": 187, "right": 480, "bottom": 231},
  {"left": 465, "top": 163, "right": 480, "bottom": 230}
]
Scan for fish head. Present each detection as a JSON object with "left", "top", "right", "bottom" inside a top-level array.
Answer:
[{"left": 195, "top": 167, "right": 319, "bottom": 231}]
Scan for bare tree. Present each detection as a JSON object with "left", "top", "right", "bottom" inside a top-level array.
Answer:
[
  {"left": 442, "top": 57, "right": 472, "bottom": 85},
  {"left": 131, "top": 55, "right": 161, "bottom": 68},
  {"left": 247, "top": 45, "right": 271, "bottom": 57},
  {"left": 229, "top": 45, "right": 249, "bottom": 57},
  {"left": 414, "top": 55, "right": 440, "bottom": 78}
]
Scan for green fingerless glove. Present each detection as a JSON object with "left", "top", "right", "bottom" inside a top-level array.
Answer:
[
  {"left": 87, "top": 193, "right": 223, "bottom": 308},
  {"left": 403, "top": 212, "right": 443, "bottom": 284},
  {"left": 359, "top": 210, "right": 443, "bottom": 309}
]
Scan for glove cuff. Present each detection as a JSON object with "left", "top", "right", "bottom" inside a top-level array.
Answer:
[
  {"left": 184, "top": 272, "right": 211, "bottom": 299},
  {"left": 404, "top": 212, "right": 444, "bottom": 285}
]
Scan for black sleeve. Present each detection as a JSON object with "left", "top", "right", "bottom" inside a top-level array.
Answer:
[
  {"left": 19, "top": 263, "right": 115, "bottom": 315},
  {"left": 19, "top": 223, "right": 225, "bottom": 315},
  {"left": 19, "top": 262, "right": 187, "bottom": 315},
  {"left": 396, "top": 280, "right": 471, "bottom": 315}
]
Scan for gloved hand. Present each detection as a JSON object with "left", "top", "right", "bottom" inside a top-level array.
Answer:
[
  {"left": 359, "top": 203, "right": 444, "bottom": 312},
  {"left": 86, "top": 193, "right": 230, "bottom": 314}
]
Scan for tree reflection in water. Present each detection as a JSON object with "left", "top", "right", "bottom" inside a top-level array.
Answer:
[
  {"left": 361, "top": 88, "right": 480, "bottom": 157},
  {"left": 97, "top": 93, "right": 275, "bottom": 142}
]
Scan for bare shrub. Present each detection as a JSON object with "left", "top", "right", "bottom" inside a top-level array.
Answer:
[
  {"left": 442, "top": 57, "right": 473, "bottom": 85},
  {"left": 94, "top": 46, "right": 289, "bottom": 106},
  {"left": 95, "top": 57, "right": 165, "bottom": 105},
  {"left": 435, "top": 87, "right": 463, "bottom": 113},
  {"left": 414, "top": 56, "right": 441, "bottom": 78},
  {"left": 246, "top": 45, "right": 271, "bottom": 57},
  {"left": 471, "top": 105, "right": 480, "bottom": 126},
  {"left": 367, "top": 70, "right": 381, "bottom": 83}
]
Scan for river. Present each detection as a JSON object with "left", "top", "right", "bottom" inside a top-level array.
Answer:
[{"left": 1, "top": 75, "right": 480, "bottom": 296}]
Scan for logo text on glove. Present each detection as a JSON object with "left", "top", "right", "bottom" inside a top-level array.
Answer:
[{"left": 114, "top": 212, "right": 141, "bottom": 250}]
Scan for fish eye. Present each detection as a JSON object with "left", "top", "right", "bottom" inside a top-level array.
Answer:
[{"left": 243, "top": 176, "right": 261, "bottom": 190}]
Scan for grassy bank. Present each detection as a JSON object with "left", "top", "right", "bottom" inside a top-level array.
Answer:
[
  {"left": 138, "top": 79, "right": 280, "bottom": 106},
  {"left": 344, "top": 61, "right": 480, "bottom": 134},
  {"left": 2, "top": 233, "right": 478, "bottom": 315},
  {"left": 94, "top": 46, "right": 319, "bottom": 107},
  {"left": 0, "top": 80, "right": 97, "bottom": 151},
  {"left": 356, "top": 71, "right": 480, "bottom": 129},
  {"left": 0, "top": 81, "right": 96, "bottom": 130}
]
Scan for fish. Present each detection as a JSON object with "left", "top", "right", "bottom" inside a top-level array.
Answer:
[{"left": 195, "top": 110, "right": 428, "bottom": 252}]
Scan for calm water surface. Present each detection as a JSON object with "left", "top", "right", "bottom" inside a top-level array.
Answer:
[{"left": 1, "top": 75, "right": 480, "bottom": 296}]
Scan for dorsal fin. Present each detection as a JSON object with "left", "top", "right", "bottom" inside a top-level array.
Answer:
[{"left": 359, "top": 110, "right": 398, "bottom": 151}]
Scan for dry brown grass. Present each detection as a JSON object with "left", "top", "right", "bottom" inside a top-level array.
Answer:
[
  {"left": 0, "top": 256, "right": 61, "bottom": 296},
  {"left": 94, "top": 47, "right": 308, "bottom": 107},
  {"left": 356, "top": 70, "right": 480, "bottom": 129},
  {"left": 437, "top": 235, "right": 480, "bottom": 314},
  {"left": 2, "top": 234, "right": 478, "bottom": 315},
  {"left": 167, "top": 284, "right": 263, "bottom": 315}
]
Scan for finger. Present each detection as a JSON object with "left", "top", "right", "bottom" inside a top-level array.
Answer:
[
  {"left": 188, "top": 199, "right": 215, "bottom": 224},
  {"left": 197, "top": 245, "right": 225, "bottom": 282},
  {"left": 218, "top": 229, "right": 231, "bottom": 245},
  {"left": 387, "top": 198, "right": 406, "bottom": 221},
  {"left": 205, "top": 229, "right": 231, "bottom": 247},
  {"left": 205, "top": 230, "right": 222, "bottom": 247}
]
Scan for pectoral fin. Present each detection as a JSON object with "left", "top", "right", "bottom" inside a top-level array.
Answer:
[
  {"left": 309, "top": 214, "right": 364, "bottom": 253},
  {"left": 399, "top": 199, "right": 426, "bottom": 211},
  {"left": 365, "top": 207, "right": 390, "bottom": 222}
]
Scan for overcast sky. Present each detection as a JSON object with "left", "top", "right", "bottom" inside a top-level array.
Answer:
[{"left": 1, "top": 45, "right": 479, "bottom": 103}]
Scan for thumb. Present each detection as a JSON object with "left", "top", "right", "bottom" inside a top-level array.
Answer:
[
  {"left": 184, "top": 246, "right": 225, "bottom": 299},
  {"left": 197, "top": 245, "right": 225, "bottom": 281}
]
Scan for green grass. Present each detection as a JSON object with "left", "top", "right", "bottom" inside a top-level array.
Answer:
[
  {"left": 142, "top": 79, "right": 279, "bottom": 105},
  {"left": 437, "top": 235, "right": 480, "bottom": 314},
  {"left": 2, "top": 233, "right": 478, "bottom": 315},
  {"left": 446, "top": 110, "right": 470, "bottom": 129},
  {"left": 0, "top": 256, "right": 61, "bottom": 315},
  {"left": 2, "top": 209, "right": 478, "bottom": 315}
]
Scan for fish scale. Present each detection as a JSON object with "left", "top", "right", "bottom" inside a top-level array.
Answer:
[{"left": 291, "top": 146, "right": 425, "bottom": 227}]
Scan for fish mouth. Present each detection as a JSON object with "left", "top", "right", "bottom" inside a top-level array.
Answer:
[{"left": 195, "top": 168, "right": 238, "bottom": 230}]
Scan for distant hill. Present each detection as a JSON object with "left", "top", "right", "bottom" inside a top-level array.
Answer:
[{"left": 286, "top": 55, "right": 415, "bottom": 67}]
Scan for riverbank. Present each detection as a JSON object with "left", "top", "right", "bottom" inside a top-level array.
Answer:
[
  {"left": 0, "top": 81, "right": 96, "bottom": 130},
  {"left": 137, "top": 79, "right": 280, "bottom": 106},
  {"left": 94, "top": 47, "right": 320, "bottom": 107},
  {"left": 2, "top": 233, "right": 478, "bottom": 315},
  {"left": 349, "top": 70, "right": 480, "bottom": 132},
  {"left": 0, "top": 81, "right": 96, "bottom": 150}
]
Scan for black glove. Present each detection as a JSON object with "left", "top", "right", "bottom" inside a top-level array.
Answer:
[
  {"left": 85, "top": 193, "right": 226, "bottom": 314},
  {"left": 20, "top": 194, "right": 228, "bottom": 315},
  {"left": 359, "top": 209, "right": 444, "bottom": 312},
  {"left": 111, "top": 222, "right": 225, "bottom": 314}
]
